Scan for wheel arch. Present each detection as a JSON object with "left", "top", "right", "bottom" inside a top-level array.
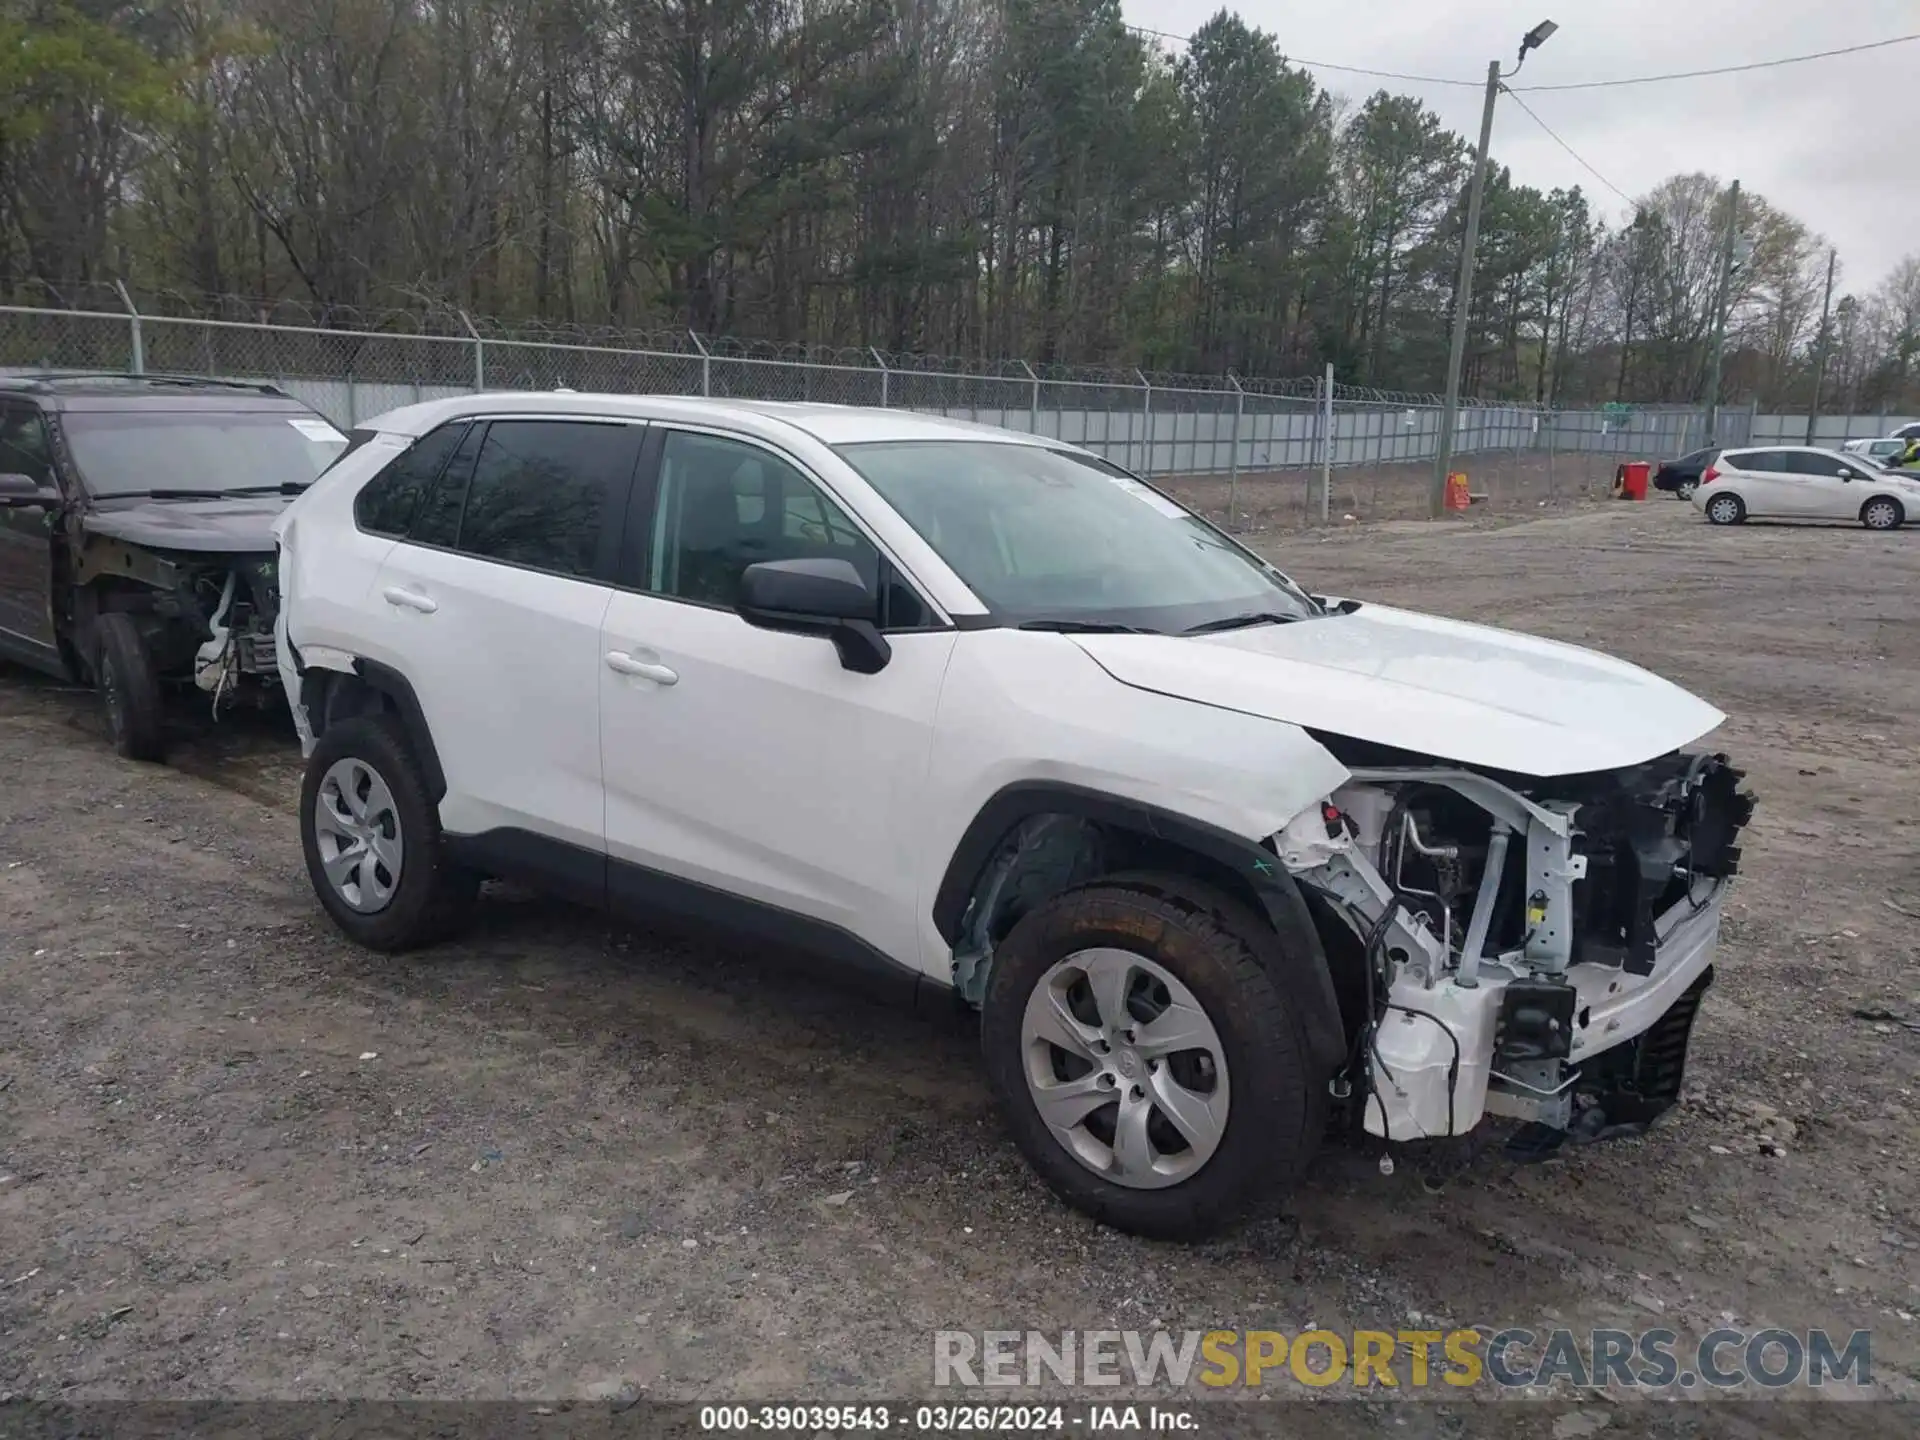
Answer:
[
  {"left": 1861, "top": 493, "right": 1905, "bottom": 527},
  {"left": 298, "top": 656, "right": 447, "bottom": 802},
  {"left": 935, "top": 782, "right": 1348, "bottom": 1072}
]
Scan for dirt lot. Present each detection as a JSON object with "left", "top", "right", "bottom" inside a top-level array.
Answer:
[
  {"left": 1164, "top": 449, "right": 1637, "bottom": 531},
  {"left": 2, "top": 498, "right": 1918, "bottom": 1427}
]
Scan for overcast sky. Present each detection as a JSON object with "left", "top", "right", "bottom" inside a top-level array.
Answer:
[{"left": 1123, "top": 0, "right": 1918, "bottom": 294}]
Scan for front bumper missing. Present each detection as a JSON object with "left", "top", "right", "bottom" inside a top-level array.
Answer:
[{"left": 1363, "top": 882, "right": 1724, "bottom": 1141}]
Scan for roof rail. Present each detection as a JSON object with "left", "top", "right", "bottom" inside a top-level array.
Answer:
[{"left": 0, "top": 371, "right": 289, "bottom": 396}]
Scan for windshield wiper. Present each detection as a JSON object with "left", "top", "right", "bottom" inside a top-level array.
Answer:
[
  {"left": 105, "top": 482, "right": 309, "bottom": 501},
  {"left": 1016, "top": 618, "right": 1160, "bottom": 635},
  {"left": 1181, "top": 610, "right": 1307, "bottom": 635}
]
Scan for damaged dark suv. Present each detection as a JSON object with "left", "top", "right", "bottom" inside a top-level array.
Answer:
[{"left": 0, "top": 374, "right": 347, "bottom": 758}]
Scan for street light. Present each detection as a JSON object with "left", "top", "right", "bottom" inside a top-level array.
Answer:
[{"left": 1430, "top": 19, "right": 1558, "bottom": 518}]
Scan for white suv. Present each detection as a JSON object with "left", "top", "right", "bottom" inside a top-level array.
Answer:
[{"left": 273, "top": 394, "right": 1754, "bottom": 1239}]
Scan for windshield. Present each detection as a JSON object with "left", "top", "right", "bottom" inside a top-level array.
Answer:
[
  {"left": 64, "top": 409, "right": 348, "bottom": 498},
  {"left": 835, "top": 439, "right": 1320, "bottom": 632}
]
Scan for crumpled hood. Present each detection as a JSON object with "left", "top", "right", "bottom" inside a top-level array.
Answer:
[
  {"left": 1071, "top": 603, "right": 1725, "bottom": 777},
  {"left": 83, "top": 496, "right": 288, "bottom": 554}
]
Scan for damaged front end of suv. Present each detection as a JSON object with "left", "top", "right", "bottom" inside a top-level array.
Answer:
[{"left": 1275, "top": 741, "right": 1755, "bottom": 1156}]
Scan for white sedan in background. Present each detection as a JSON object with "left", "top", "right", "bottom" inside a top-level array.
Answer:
[{"left": 1694, "top": 445, "right": 1920, "bottom": 530}]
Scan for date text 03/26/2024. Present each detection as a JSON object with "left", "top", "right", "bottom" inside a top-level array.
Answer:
[{"left": 698, "top": 1405, "right": 1196, "bottom": 1432}]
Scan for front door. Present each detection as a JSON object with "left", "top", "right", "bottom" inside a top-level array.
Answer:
[
  {"left": 598, "top": 427, "right": 954, "bottom": 971},
  {"left": 0, "top": 401, "right": 60, "bottom": 657},
  {"left": 1783, "top": 450, "right": 1860, "bottom": 520}
]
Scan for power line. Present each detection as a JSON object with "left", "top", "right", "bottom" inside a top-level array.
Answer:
[
  {"left": 1508, "top": 32, "right": 1920, "bottom": 91},
  {"left": 1123, "top": 24, "right": 1480, "bottom": 86},
  {"left": 1499, "top": 88, "right": 1636, "bottom": 206},
  {"left": 1125, "top": 23, "right": 1920, "bottom": 94}
]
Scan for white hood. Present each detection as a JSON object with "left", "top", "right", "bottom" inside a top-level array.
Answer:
[{"left": 1071, "top": 603, "right": 1724, "bottom": 777}]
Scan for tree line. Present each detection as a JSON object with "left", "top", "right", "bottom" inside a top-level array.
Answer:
[{"left": 4, "top": 0, "right": 1917, "bottom": 410}]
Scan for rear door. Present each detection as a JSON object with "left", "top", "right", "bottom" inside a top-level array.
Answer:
[
  {"left": 367, "top": 416, "right": 644, "bottom": 856},
  {"left": 0, "top": 400, "right": 60, "bottom": 655},
  {"left": 1720, "top": 450, "right": 1794, "bottom": 516}
]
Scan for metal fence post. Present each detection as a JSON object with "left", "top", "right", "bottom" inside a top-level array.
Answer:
[
  {"left": 1225, "top": 372, "right": 1244, "bottom": 528},
  {"left": 870, "top": 347, "right": 891, "bottom": 408},
  {"left": 689, "top": 331, "right": 711, "bottom": 397},
  {"left": 1019, "top": 360, "right": 1040, "bottom": 435},
  {"left": 1128, "top": 372, "right": 1144, "bottom": 480},
  {"left": 459, "top": 310, "right": 484, "bottom": 390},
  {"left": 1319, "top": 363, "right": 1334, "bottom": 524},
  {"left": 114, "top": 280, "right": 143, "bottom": 375},
  {"left": 1545, "top": 410, "right": 1556, "bottom": 502}
]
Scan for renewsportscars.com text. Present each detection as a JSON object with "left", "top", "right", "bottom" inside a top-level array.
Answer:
[{"left": 933, "top": 1327, "right": 1873, "bottom": 1391}]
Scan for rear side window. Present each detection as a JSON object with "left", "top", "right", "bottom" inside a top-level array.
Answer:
[
  {"left": 454, "top": 420, "right": 641, "bottom": 579},
  {"left": 355, "top": 424, "right": 467, "bottom": 536},
  {"left": 1723, "top": 450, "right": 1785, "bottom": 472},
  {"left": 409, "top": 424, "right": 486, "bottom": 548}
]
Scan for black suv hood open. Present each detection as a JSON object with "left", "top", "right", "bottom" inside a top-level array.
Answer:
[{"left": 82, "top": 495, "right": 289, "bottom": 555}]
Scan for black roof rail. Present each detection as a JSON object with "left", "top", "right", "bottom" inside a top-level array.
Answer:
[{"left": 0, "top": 371, "right": 289, "bottom": 396}]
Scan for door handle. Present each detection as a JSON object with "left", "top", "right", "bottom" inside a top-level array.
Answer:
[
  {"left": 382, "top": 585, "right": 438, "bottom": 614},
  {"left": 605, "top": 651, "right": 678, "bottom": 685}
]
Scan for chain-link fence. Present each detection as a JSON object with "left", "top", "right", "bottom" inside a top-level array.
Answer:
[{"left": 6, "top": 297, "right": 1907, "bottom": 525}]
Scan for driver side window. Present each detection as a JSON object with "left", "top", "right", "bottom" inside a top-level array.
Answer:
[
  {"left": 644, "top": 431, "right": 928, "bottom": 628},
  {"left": 0, "top": 403, "right": 53, "bottom": 489}
]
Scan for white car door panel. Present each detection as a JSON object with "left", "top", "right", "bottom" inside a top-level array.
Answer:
[
  {"left": 600, "top": 596, "right": 954, "bottom": 965},
  {"left": 599, "top": 426, "right": 954, "bottom": 972},
  {"left": 373, "top": 545, "right": 613, "bottom": 846},
  {"left": 366, "top": 417, "right": 643, "bottom": 850},
  {"left": 1782, "top": 452, "right": 1853, "bottom": 518},
  {"left": 1731, "top": 452, "right": 1795, "bottom": 516}
]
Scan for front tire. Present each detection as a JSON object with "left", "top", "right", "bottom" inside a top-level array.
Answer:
[
  {"left": 1862, "top": 497, "right": 1903, "bottom": 531},
  {"left": 300, "top": 714, "right": 477, "bottom": 951},
  {"left": 95, "top": 612, "right": 165, "bottom": 762},
  {"left": 1675, "top": 479, "right": 1698, "bottom": 501},
  {"left": 981, "top": 872, "right": 1324, "bottom": 1241},
  {"left": 1705, "top": 492, "right": 1745, "bottom": 526}
]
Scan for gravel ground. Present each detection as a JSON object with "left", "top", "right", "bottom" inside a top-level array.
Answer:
[
  {"left": 1, "top": 497, "right": 1917, "bottom": 1426},
  {"left": 1163, "top": 450, "right": 1636, "bottom": 531}
]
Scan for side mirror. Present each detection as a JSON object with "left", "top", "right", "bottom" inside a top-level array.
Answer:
[
  {"left": 737, "top": 557, "right": 890, "bottom": 674},
  {"left": 0, "top": 472, "right": 54, "bottom": 507}
]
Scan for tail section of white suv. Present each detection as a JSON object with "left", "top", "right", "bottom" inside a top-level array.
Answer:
[{"left": 274, "top": 394, "right": 1754, "bottom": 1240}]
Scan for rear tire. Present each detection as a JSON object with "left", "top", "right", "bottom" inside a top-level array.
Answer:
[
  {"left": 95, "top": 612, "right": 165, "bottom": 762},
  {"left": 981, "top": 871, "right": 1324, "bottom": 1241},
  {"left": 300, "top": 713, "right": 477, "bottom": 951},
  {"left": 1704, "top": 492, "right": 1745, "bottom": 526},
  {"left": 1861, "top": 496, "right": 1903, "bottom": 531},
  {"left": 1675, "top": 479, "right": 1698, "bottom": 501}
]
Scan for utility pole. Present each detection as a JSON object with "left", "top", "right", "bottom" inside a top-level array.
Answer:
[
  {"left": 1432, "top": 60, "right": 1502, "bottom": 518},
  {"left": 1702, "top": 178, "right": 1741, "bottom": 446},
  {"left": 1805, "top": 246, "right": 1838, "bottom": 445},
  {"left": 1430, "top": 20, "right": 1558, "bottom": 518}
]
